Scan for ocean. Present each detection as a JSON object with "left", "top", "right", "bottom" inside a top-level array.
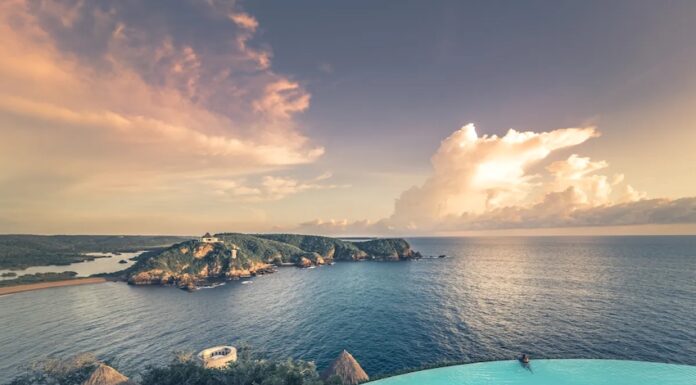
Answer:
[{"left": 1, "top": 236, "right": 695, "bottom": 381}]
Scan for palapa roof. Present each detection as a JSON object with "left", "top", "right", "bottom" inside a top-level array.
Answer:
[
  {"left": 203, "top": 232, "right": 213, "bottom": 238},
  {"left": 82, "top": 364, "right": 134, "bottom": 385},
  {"left": 321, "top": 350, "right": 369, "bottom": 385}
]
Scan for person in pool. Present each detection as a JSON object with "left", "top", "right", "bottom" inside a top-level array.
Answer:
[{"left": 518, "top": 353, "right": 533, "bottom": 372}]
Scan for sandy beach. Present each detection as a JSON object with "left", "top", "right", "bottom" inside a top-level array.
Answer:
[{"left": 0, "top": 277, "right": 109, "bottom": 296}]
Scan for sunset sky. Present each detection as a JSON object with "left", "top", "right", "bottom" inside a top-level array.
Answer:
[{"left": 1, "top": 0, "right": 695, "bottom": 235}]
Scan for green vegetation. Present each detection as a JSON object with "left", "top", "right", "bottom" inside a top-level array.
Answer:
[
  {"left": 6, "top": 349, "right": 343, "bottom": 385},
  {"left": 218, "top": 233, "right": 307, "bottom": 263},
  {"left": 141, "top": 348, "right": 341, "bottom": 385},
  {"left": 255, "top": 234, "right": 419, "bottom": 261},
  {"left": 0, "top": 271, "right": 78, "bottom": 288},
  {"left": 0, "top": 235, "right": 192, "bottom": 270},
  {"left": 130, "top": 240, "right": 260, "bottom": 276},
  {"left": 256, "top": 234, "right": 364, "bottom": 260}
]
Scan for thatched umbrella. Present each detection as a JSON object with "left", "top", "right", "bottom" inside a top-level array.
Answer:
[
  {"left": 321, "top": 350, "right": 369, "bottom": 385},
  {"left": 82, "top": 364, "right": 134, "bottom": 385}
]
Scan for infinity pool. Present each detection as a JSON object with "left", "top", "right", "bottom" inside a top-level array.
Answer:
[{"left": 367, "top": 360, "right": 696, "bottom": 385}]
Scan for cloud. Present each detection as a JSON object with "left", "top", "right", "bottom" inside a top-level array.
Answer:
[
  {"left": 295, "top": 219, "right": 391, "bottom": 235},
  {"left": 208, "top": 173, "right": 347, "bottom": 202},
  {"left": 0, "top": 1, "right": 325, "bottom": 207},
  {"left": 228, "top": 12, "right": 259, "bottom": 32},
  {"left": 296, "top": 123, "right": 694, "bottom": 235},
  {"left": 455, "top": 196, "right": 696, "bottom": 230},
  {"left": 0, "top": 0, "right": 321, "bottom": 168},
  {"left": 390, "top": 124, "right": 601, "bottom": 226},
  {"left": 0, "top": 0, "right": 330, "bottom": 232}
]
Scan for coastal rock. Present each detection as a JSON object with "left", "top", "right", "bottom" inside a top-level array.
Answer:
[
  {"left": 193, "top": 243, "right": 214, "bottom": 259},
  {"left": 320, "top": 350, "right": 369, "bottom": 385},
  {"left": 225, "top": 262, "right": 273, "bottom": 279},
  {"left": 351, "top": 251, "right": 369, "bottom": 261},
  {"left": 128, "top": 269, "right": 167, "bottom": 285},
  {"left": 268, "top": 254, "right": 283, "bottom": 265},
  {"left": 296, "top": 256, "right": 312, "bottom": 268},
  {"left": 175, "top": 273, "right": 196, "bottom": 289}
]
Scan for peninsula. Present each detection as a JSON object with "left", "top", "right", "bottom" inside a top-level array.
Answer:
[{"left": 125, "top": 233, "right": 422, "bottom": 290}]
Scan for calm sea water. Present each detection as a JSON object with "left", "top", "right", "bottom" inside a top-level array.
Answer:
[
  {"left": 1, "top": 237, "right": 695, "bottom": 381},
  {"left": 0, "top": 252, "right": 140, "bottom": 281}
]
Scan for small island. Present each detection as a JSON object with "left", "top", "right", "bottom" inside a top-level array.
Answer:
[{"left": 125, "top": 233, "right": 423, "bottom": 290}]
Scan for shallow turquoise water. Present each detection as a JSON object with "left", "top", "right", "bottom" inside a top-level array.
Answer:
[{"left": 368, "top": 360, "right": 696, "bottom": 385}]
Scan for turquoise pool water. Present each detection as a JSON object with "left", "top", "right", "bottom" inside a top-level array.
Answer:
[{"left": 368, "top": 360, "right": 696, "bottom": 385}]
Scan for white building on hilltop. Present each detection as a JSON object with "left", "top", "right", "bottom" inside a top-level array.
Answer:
[
  {"left": 201, "top": 232, "right": 220, "bottom": 243},
  {"left": 200, "top": 233, "right": 239, "bottom": 258}
]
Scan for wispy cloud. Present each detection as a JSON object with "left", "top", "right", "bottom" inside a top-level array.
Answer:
[
  {"left": 0, "top": 0, "right": 324, "bottom": 231},
  {"left": 0, "top": 0, "right": 321, "bottom": 166},
  {"left": 208, "top": 173, "right": 347, "bottom": 202}
]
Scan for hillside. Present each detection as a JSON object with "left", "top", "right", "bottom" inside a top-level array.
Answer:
[
  {"left": 0, "top": 235, "right": 193, "bottom": 270},
  {"left": 126, "top": 233, "right": 421, "bottom": 289},
  {"left": 255, "top": 234, "right": 365, "bottom": 261},
  {"left": 256, "top": 234, "right": 420, "bottom": 261}
]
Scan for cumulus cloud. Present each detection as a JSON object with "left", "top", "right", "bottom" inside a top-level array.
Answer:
[
  {"left": 297, "top": 123, "right": 695, "bottom": 235},
  {"left": 390, "top": 124, "right": 601, "bottom": 226}
]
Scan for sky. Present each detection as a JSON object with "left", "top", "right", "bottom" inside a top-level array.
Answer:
[{"left": 0, "top": 0, "right": 695, "bottom": 236}]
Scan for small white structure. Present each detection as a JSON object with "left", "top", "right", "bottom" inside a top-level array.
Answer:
[
  {"left": 230, "top": 243, "right": 239, "bottom": 259},
  {"left": 201, "top": 232, "right": 221, "bottom": 243},
  {"left": 197, "top": 345, "right": 237, "bottom": 369}
]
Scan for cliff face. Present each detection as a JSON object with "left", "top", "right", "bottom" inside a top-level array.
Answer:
[{"left": 126, "top": 233, "right": 420, "bottom": 289}]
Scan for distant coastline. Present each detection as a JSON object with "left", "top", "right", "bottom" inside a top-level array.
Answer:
[{"left": 0, "top": 277, "right": 109, "bottom": 296}]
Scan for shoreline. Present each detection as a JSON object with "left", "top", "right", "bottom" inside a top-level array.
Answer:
[{"left": 0, "top": 277, "right": 110, "bottom": 296}]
